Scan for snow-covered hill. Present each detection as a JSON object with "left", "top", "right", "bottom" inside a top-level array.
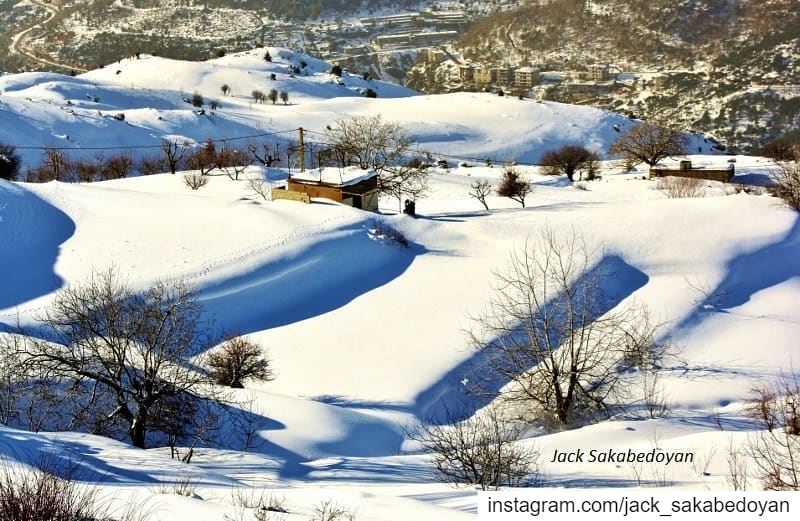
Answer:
[
  {"left": 0, "top": 48, "right": 797, "bottom": 521},
  {"left": 1, "top": 152, "right": 798, "bottom": 518},
  {"left": 0, "top": 48, "right": 714, "bottom": 170}
]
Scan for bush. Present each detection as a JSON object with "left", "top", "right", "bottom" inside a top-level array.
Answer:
[
  {"left": 185, "top": 140, "right": 218, "bottom": 176},
  {"left": 263, "top": 51, "right": 272, "bottom": 62},
  {"left": 0, "top": 142, "right": 21, "bottom": 181},
  {"left": 496, "top": 167, "right": 532, "bottom": 207},
  {"left": 540, "top": 144, "right": 598, "bottom": 182},
  {"left": 191, "top": 92, "right": 204, "bottom": 107},
  {"left": 745, "top": 374, "right": 800, "bottom": 490},
  {"left": 762, "top": 138, "right": 797, "bottom": 162},
  {"left": 27, "top": 148, "right": 69, "bottom": 183},
  {"left": 184, "top": 173, "right": 209, "bottom": 190},
  {"left": 102, "top": 153, "right": 133, "bottom": 180},
  {"left": 330, "top": 65, "right": 342, "bottom": 77},
  {"left": 407, "top": 406, "right": 539, "bottom": 490},
  {"left": 137, "top": 154, "right": 168, "bottom": 176},
  {"left": 771, "top": 161, "right": 800, "bottom": 211},
  {"left": 364, "top": 88, "right": 377, "bottom": 98},
  {"left": 656, "top": 176, "right": 705, "bottom": 198},
  {"left": 207, "top": 337, "right": 274, "bottom": 388},
  {"left": 311, "top": 499, "right": 356, "bottom": 521},
  {"left": 369, "top": 222, "right": 409, "bottom": 247},
  {"left": 0, "top": 463, "right": 100, "bottom": 521}
]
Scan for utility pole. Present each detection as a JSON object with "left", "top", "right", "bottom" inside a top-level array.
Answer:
[{"left": 298, "top": 127, "right": 305, "bottom": 172}]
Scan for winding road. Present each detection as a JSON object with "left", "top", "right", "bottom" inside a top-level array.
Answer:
[{"left": 9, "top": 0, "right": 87, "bottom": 73}]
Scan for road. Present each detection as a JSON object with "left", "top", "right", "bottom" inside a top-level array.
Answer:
[{"left": 9, "top": 0, "right": 87, "bottom": 73}]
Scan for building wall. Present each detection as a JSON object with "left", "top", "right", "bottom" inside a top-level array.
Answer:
[{"left": 287, "top": 180, "right": 345, "bottom": 202}]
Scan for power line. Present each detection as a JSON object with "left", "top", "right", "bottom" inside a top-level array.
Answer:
[
  {"left": 13, "top": 129, "right": 299, "bottom": 151},
  {"left": 13, "top": 124, "right": 545, "bottom": 167}
]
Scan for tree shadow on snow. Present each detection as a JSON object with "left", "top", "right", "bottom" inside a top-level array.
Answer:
[
  {"left": 413, "top": 254, "right": 649, "bottom": 424},
  {"left": 194, "top": 221, "right": 422, "bottom": 339},
  {"left": 0, "top": 183, "right": 75, "bottom": 314},
  {"left": 673, "top": 215, "right": 800, "bottom": 334}
]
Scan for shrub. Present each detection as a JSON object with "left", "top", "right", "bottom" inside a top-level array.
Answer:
[
  {"left": 364, "top": 88, "right": 377, "bottom": 98},
  {"left": 369, "top": 222, "right": 409, "bottom": 248},
  {"left": 102, "top": 153, "right": 133, "bottom": 180},
  {"left": 496, "top": 167, "right": 533, "bottom": 207},
  {"left": 185, "top": 140, "right": 218, "bottom": 176},
  {"left": 770, "top": 161, "right": 800, "bottom": 211},
  {"left": 191, "top": 92, "right": 204, "bottom": 107},
  {"left": 745, "top": 374, "right": 800, "bottom": 490},
  {"left": 330, "top": 65, "right": 342, "bottom": 77},
  {"left": 540, "top": 144, "right": 598, "bottom": 182},
  {"left": 207, "top": 336, "right": 274, "bottom": 388},
  {"left": 656, "top": 176, "right": 705, "bottom": 198},
  {"left": 184, "top": 173, "right": 209, "bottom": 190},
  {"left": 263, "top": 51, "right": 272, "bottom": 62},
  {"left": 72, "top": 157, "right": 102, "bottom": 182},
  {"left": 311, "top": 499, "right": 356, "bottom": 521},
  {"left": 0, "top": 142, "right": 21, "bottom": 181},
  {"left": 0, "top": 463, "right": 99, "bottom": 521},
  {"left": 762, "top": 138, "right": 796, "bottom": 162},
  {"left": 138, "top": 154, "right": 168, "bottom": 176},
  {"left": 407, "top": 406, "right": 539, "bottom": 490}
]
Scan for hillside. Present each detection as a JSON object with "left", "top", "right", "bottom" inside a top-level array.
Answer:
[
  {"left": 1, "top": 153, "right": 798, "bottom": 518},
  {"left": 407, "top": 0, "right": 800, "bottom": 152},
  {"left": 0, "top": 48, "right": 717, "bottom": 171},
  {"left": 1, "top": 46, "right": 799, "bottom": 520}
]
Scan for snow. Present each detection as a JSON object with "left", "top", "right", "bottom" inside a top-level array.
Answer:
[
  {"left": 0, "top": 48, "right": 713, "bottom": 170},
  {"left": 0, "top": 50, "right": 798, "bottom": 520},
  {"left": 289, "top": 166, "right": 378, "bottom": 186}
]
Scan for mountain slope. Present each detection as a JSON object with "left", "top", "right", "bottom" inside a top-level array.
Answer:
[
  {"left": 409, "top": 0, "right": 800, "bottom": 152},
  {"left": 0, "top": 48, "right": 714, "bottom": 170}
]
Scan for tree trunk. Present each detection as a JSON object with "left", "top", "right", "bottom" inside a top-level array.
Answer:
[{"left": 130, "top": 410, "right": 148, "bottom": 448}]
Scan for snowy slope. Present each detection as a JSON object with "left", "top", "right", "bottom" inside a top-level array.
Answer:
[
  {"left": 0, "top": 51, "right": 796, "bottom": 521},
  {"left": 0, "top": 48, "right": 714, "bottom": 169}
]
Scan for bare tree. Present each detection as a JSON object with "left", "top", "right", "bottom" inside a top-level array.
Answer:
[
  {"left": 540, "top": 144, "right": 599, "bottom": 182},
  {"left": 251, "top": 90, "right": 265, "bottom": 104},
  {"left": 609, "top": 122, "right": 688, "bottom": 168},
  {"left": 249, "top": 142, "right": 282, "bottom": 167},
  {"left": 379, "top": 161, "right": 430, "bottom": 212},
  {"left": 469, "top": 179, "right": 493, "bottom": 211},
  {"left": 221, "top": 84, "right": 230, "bottom": 97},
  {"left": 770, "top": 159, "right": 800, "bottom": 211},
  {"left": 247, "top": 177, "right": 272, "bottom": 201},
  {"left": 268, "top": 88, "right": 278, "bottom": 105},
  {"left": 496, "top": 167, "right": 533, "bottom": 207},
  {"left": 15, "top": 270, "right": 216, "bottom": 448},
  {"left": 161, "top": 140, "right": 188, "bottom": 175},
  {"left": 186, "top": 139, "right": 218, "bottom": 176},
  {"left": 467, "top": 227, "right": 664, "bottom": 429},
  {"left": 207, "top": 336, "right": 275, "bottom": 388},
  {"left": 745, "top": 374, "right": 800, "bottom": 491},
  {"left": 324, "top": 115, "right": 412, "bottom": 171},
  {"left": 216, "top": 142, "right": 249, "bottom": 181},
  {"left": 31, "top": 148, "right": 68, "bottom": 182},
  {"left": 406, "top": 405, "right": 539, "bottom": 490},
  {"left": 279, "top": 91, "right": 289, "bottom": 105},
  {"left": 184, "top": 173, "right": 209, "bottom": 190}
]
